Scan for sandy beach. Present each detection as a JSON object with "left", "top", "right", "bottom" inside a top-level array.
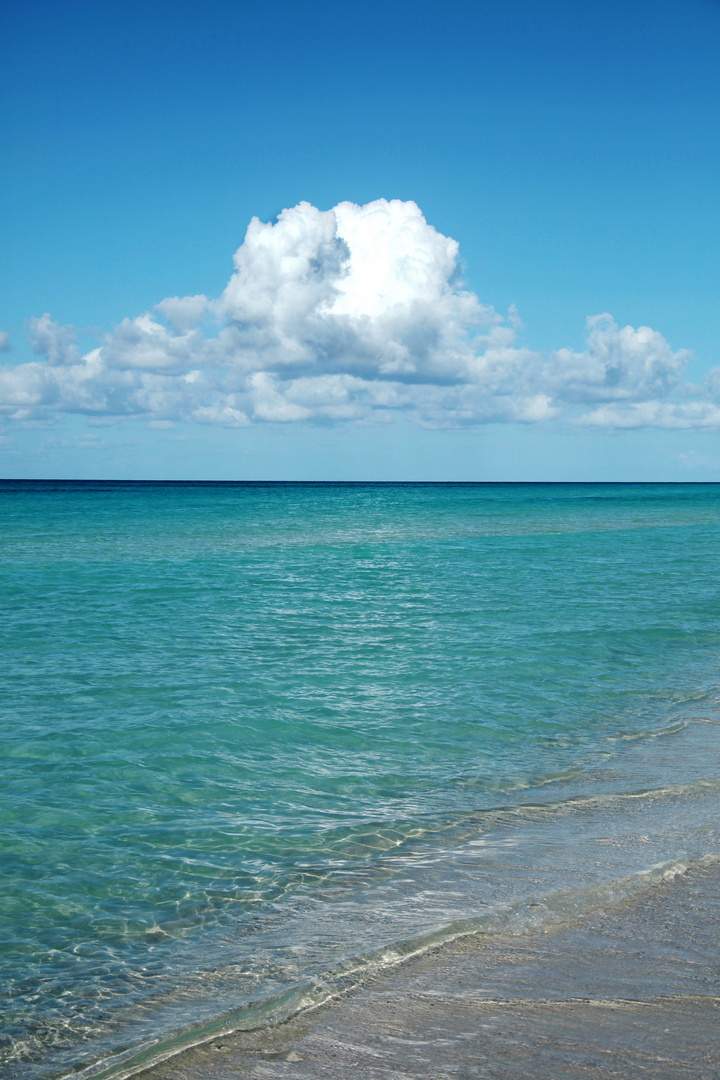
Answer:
[{"left": 141, "top": 858, "right": 720, "bottom": 1080}]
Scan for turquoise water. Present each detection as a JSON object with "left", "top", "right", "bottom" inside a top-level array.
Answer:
[{"left": 2, "top": 482, "right": 720, "bottom": 1079}]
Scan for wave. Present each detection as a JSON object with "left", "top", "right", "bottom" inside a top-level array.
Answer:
[{"left": 61, "top": 852, "right": 720, "bottom": 1080}]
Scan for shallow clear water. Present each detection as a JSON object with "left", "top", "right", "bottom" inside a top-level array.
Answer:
[{"left": 1, "top": 482, "right": 720, "bottom": 1079}]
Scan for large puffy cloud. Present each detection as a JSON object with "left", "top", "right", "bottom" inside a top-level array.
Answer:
[
  {"left": 0, "top": 199, "right": 711, "bottom": 430},
  {"left": 217, "top": 200, "right": 489, "bottom": 386}
]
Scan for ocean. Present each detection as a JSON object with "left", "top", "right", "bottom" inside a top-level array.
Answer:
[{"left": 2, "top": 481, "right": 719, "bottom": 1080}]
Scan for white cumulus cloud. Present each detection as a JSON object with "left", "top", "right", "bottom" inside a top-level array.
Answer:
[
  {"left": 0, "top": 199, "right": 711, "bottom": 431},
  {"left": 546, "top": 315, "right": 690, "bottom": 404},
  {"left": 577, "top": 401, "right": 720, "bottom": 429},
  {"left": 29, "top": 313, "right": 80, "bottom": 366}
]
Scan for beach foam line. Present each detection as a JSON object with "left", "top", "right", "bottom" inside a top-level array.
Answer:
[
  {"left": 402, "top": 993, "right": 720, "bottom": 1008},
  {"left": 460, "top": 772, "right": 720, "bottom": 830},
  {"left": 62, "top": 851, "right": 720, "bottom": 1080}
]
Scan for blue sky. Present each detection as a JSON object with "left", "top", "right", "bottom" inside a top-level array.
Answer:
[{"left": 1, "top": 0, "right": 719, "bottom": 480}]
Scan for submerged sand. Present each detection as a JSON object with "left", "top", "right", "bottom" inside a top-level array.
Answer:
[{"left": 140, "top": 859, "right": 720, "bottom": 1080}]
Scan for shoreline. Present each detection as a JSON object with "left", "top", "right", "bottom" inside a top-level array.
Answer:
[
  {"left": 62, "top": 711, "right": 720, "bottom": 1080},
  {"left": 138, "top": 857, "right": 720, "bottom": 1080},
  {"left": 28, "top": 715, "right": 720, "bottom": 1080}
]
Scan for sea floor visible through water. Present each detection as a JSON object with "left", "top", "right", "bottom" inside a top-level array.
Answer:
[
  {"left": 142, "top": 856, "right": 720, "bottom": 1080},
  {"left": 47, "top": 693, "right": 720, "bottom": 1080},
  {"left": 2, "top": 482, "right": 720, "bottom": 1080}
]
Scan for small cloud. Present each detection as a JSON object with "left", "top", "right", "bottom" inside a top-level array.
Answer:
[
  {"left": 192, "top": 403, "right": 250, "bottom": 426},
  {"left": 704, "top": 366, "right": 720, "bottom": 400},
  {"left": 576, "top": 401, "right": 720, "bottom": 429},
  {"left": 677, "top": 449, "right": 720, "bottom": 472},
  {"left": 28, "top": 313, "right": 80, "bottom": 365},
  {"left": 155, "top": 295, "right": 208, "bottom": 332},
  {"left": 546, "top": 315, "right": 690, "bottom": 406},
  {"left": 0, "top": 331, "right": 10, "bottom": 352},
  {"left": 507, "top": 304, "right": 523, "bottom": 330}
]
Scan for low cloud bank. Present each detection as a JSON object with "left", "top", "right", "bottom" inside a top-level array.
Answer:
[{"left": 1, "top": 199, "right": 715, "bottom": 430}]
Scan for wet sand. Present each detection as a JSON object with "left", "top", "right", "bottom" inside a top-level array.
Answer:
[{"left": 142, "top": 860, "right": 720, "bottom": 1080}]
